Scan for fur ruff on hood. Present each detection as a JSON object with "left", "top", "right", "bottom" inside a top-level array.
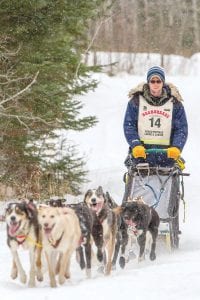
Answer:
[{"left": 128, "top": 82, "right": 183, "bottom": 102}]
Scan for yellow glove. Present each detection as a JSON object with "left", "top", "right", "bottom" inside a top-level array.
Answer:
[
  {"left": 167, "top": 147, "right": 181, "bottom": 160},
  {"left": 132, "top": 145, "right": 146, "bottom": 159}
]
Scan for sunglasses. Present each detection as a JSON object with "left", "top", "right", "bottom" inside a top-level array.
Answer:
[{"left": 149, "top": 80, "right": 162, "bottom": 84}]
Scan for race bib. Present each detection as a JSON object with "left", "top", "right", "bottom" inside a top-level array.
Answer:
[{"left": 138, "top": 96, "right": 173, "bottom": 145}]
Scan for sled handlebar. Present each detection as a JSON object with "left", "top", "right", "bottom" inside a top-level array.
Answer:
[
  {"left": 145, "top": 148, "right": 167, "bottom": 154},
  {"left": 144, "top": 148, "right": 190, "bottom": 175}
]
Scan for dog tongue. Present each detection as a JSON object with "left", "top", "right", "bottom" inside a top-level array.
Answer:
[
  {"left": 9, "top": 223, "right": 19, "bottom": 236},
  {"left": 91, "top": 203, "right": 102, "bottom": 212},
  {"left": 44, "top": 228, "right": 52, "bottom": 238},
  {"left": 126, "top": 219, "right": 136, "bottom": 226}
]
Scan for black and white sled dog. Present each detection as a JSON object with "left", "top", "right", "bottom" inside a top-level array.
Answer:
[
  {"left": 84, "top": 186, "right": 117, "bottom": 275},
  {"left": 5, "top": 200, "right": 43, "bottom": 287},
  {"left": 68, "top": 201, "right": 100, "bottom": 278},
  {"left": 116, "top": 197, "right": 160, "bottom": 262}
]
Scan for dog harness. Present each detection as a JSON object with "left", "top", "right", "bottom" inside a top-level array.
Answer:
[
  {"left": 15, "top": 234, "right": 27, "bottom": 245},
  {"left": 15, "top": 234, "right": 42, "bottom": 248},
  {"left": 48, "top": 231, "right": 64, "bottom": 248}
]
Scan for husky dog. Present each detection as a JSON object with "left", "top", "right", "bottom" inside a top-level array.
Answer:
[
  {"left": 46, "top": 198, "right": 66, "bottom": 207},
  {"left": 38, "top": 206, "right": 81, "bottom": 287},
  {"left": 84, "top": 186, "right": 117, "bottom": 275},
  {"left": 116, "top": 199, "right": 160, "bottom": 262},
  {"left": 105, "top": 192, "right": 129, "bottom": 269},
  {"left": 67, "top": 202, "right": 98, "bottom": 278},
  {"left": 5, "top": 201, "right": 43, "bottom": 287},
  {"left": 47, "top": 198, "right": 100, "bottom": 278}
]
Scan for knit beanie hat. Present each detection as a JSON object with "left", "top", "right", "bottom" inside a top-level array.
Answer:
[{"left": 147, "top": 66, "right": 165, "bottom": 82}]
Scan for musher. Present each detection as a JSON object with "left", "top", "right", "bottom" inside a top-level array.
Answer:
[{"left": 123, "top": 66, "right": 188, "bottom": 168}]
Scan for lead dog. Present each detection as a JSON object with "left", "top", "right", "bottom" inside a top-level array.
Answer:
[
  {"left": 38, "top": 206, "right": 81, "bottom": 287},
  {"left": 5, "top": 201, "right": 43, "bottom": 287},
  {"left": 84, "top": 186, "right": 117, "bottom": 275},
  {"left": 115, "top": 198, "right": 160, "bottom": 262}
]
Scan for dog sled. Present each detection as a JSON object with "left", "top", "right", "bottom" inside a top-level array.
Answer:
[{"left": 122, "top": 148, "right": 189, "bottom": 250}]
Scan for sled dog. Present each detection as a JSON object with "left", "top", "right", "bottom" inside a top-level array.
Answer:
[
  {"left": 115, "top": 198, "right": 160, "bottom": 262},
  {"left": 47, "top": 197, "right": 103, "bottom": 278},
  {"left": 68, "top": 202, "right": 99, "bottom": 278},
  {"left": 5, "top": 201, "right": 43, "bottom": 287},
  {"left": 105, "top": 191, "right": 129, "bottom": 269},
  {"left": 38, "top": 206, "right": 81, "bottom": 287},
  {"left": 84, "top": 186, "right": 117, "bottom": 275}
]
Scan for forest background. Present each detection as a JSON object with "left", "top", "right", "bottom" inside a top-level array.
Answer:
[{"left": 0, "top": 0, "right": 199, "bottom": 200}]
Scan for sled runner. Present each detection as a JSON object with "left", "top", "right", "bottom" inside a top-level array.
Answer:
[{"left": 122, "top": 149, "right": 189, "bottom": 250}]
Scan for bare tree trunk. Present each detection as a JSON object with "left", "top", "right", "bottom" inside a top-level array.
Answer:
[{"left": 192, "top": 0, "right": 200, "bottom": 49}]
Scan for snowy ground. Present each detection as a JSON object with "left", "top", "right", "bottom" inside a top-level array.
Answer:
[{"left": 1, "top": 70, "right": 200, "bottom": 300}]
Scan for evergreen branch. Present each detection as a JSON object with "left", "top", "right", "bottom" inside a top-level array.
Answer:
[
  {"left": 0, "top": 43, "right": 21, "bottom": 56},
  {"left": 0, "top": 111, "right": 54, "bottom": 127},
  {"left": 0, "top": 71, "right": 39, "bottom": 106},
  {"left": 0, "top": 74, "right": 34, "bottom": 84},
  {"left": 16, "top": 116, "right": 30, "bottom": 130}
]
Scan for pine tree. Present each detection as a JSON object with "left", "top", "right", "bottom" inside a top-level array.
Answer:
[{"left": 0, "top": 0, "right": 110, "bottom": 198}]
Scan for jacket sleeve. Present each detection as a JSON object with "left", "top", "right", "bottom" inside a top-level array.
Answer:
[
  {"left": 123, "top": 98, "right": 142, "bottom": 149},
  {"left": 171, "top": 102, "right": 188, "bottom": 151}
]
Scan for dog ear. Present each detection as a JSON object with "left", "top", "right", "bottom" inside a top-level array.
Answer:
[
  {"left": 83, "top": 189, "right": 91, "bottom": 203},
  {"left": 24, "top": 201, "right": 37, "bottom": 219},
  {"left": 5, "top": 202, "right": 14, "bottom": 212},
  {"left": 105, "top": 192, "right": 113, "bottom": 204},
  {"left": 103, "top": 191, "right": 110, "bottom": 204},
  {"left": 113, "top": 206, "right": 123, "bottom": 215},
  {"left": 96, "top": 186, "right": 107, "bottom": 203},
  {"left": 97, "top": 186, "right": 103, "bottom": 194}
]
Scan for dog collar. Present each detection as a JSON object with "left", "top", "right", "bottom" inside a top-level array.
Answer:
[
  {"left": 15, "top": 234, "right": 27, "bottom": 245},
  {"left": 48, "top": 231, "right": 64, "bottom": 248}
]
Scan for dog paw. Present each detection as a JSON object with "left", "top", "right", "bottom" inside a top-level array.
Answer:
[
  {"left": 119, "top": 256, "right": 126, "bottom": 269},
  {"left": 97, "top": 250, "right": 103, "bottom": 262},
  {"left": 150, "top": 252, "right": 156, "bottom": 261},
  {"left": 50, "top": 279, "right": 57, "bottom": 288},
  {"left": 36, "top": 270, "right": 43, "bottom": 282},
  {"left": 105, "top": 266, "right": 111, "bottom": 276},
  {"left": 65, "top": 272, "right": 70, "bottom": 279},
  {"left": 11, "top": 269, "right": 18, "bottom": 280},
  {"left": 19, "top": 272, "right": 27, "bottom": 284},
  {"left": 58, "top": 275, "right": 65, "bottom": 285},
  {"left": 97, "top": 265, "right": 104, "bottom": 274},
  {"left": 138, "top": 255, "right": 145, "bottom": 262},
  {"left": 28, "top": 279, "right": 36, "bottom": 288},
  {"left": 86, "top": 268, "right": 91, "bottom": 278}
]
